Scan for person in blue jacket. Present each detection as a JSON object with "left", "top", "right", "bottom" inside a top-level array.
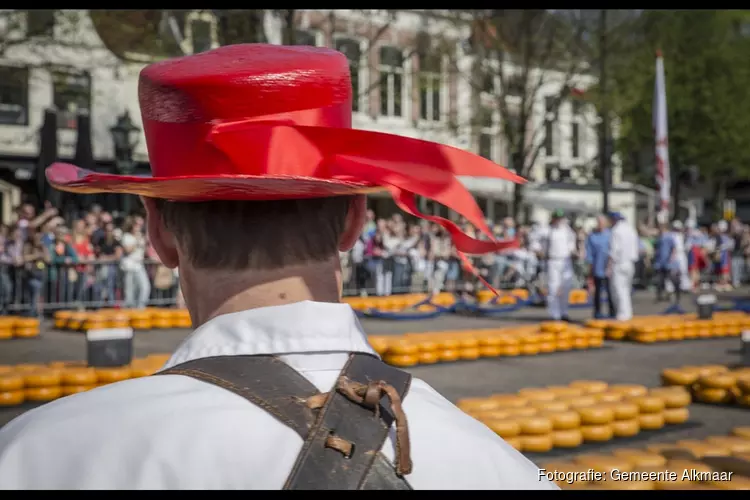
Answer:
[
  {"left": 585, "top": 214, "right": 615, "bottom": 319},
  {"left": 654, "top": 220, "right": 679, "bottom": 302}
]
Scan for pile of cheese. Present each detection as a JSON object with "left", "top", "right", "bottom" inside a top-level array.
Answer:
[
  {"left": 0, "top": 354, "right": 171, "bottom": 406},
  {"left": 543, "top": 427, "right": 750, "bottom": 490},
  {"left": 369, "top": 321, "right": 605, "bottom": 367},
  {"left": 0, "top": 316, "right": 41, "bottom": 340},
  {"left": 662, "top": 364, "right": 750, "bottom": 408},
  {"left": 457, "top": 380, "right": 691, "bottom": 453},
  {"left": 54, "top": 308, "right": 191, "bottom": 331},
  {"left": 588, "top": 311, "right": 749, "bottom": 343}
]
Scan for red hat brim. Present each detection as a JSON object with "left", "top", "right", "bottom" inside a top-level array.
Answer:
[{"left": 45, "top": 162, "right": 387, "bottom": 202}]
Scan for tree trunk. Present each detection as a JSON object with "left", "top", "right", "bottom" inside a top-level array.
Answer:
[{"left": 512, "top": 182, "right": 525, "bottom": 224}]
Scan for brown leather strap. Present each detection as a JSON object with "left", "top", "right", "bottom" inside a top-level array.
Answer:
[
  {"left": 283, "top": 353, "right": 412, "bottom": 490},
  {"left": 158, "top": 353, "right": 413, "bottom": 490}
]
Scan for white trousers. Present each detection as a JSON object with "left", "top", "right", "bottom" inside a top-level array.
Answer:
[
  {"left": 611, "top": 261, "right": 635, "bottom": 321},
  {"left": 546, "top": 258, "right": 573, "bottom": 320}
]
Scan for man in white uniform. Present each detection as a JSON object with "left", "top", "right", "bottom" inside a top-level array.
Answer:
[
  {"left": 0, "top": 45, "right": 553, "bottom": 490},
  {"left": 608, "top": 212, "right": 640, "bottom": 321},
  {"left": 544, "top": 209, "right": 576, "bottom": 321}
]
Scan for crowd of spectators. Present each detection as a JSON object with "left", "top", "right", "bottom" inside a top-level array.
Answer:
[
  {"left": 0, "top": 202, "right": 182, "bottom": 317},
  {"left": 339, "top": 209, "right": 750, "bottom": 298}
]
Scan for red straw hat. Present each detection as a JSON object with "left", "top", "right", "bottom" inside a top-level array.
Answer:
[{"left": 47, "top": 44, "right": 522, "bottom": 278}]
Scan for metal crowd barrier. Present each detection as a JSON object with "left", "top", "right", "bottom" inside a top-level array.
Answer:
[{"left": 0, "top": 260, "right": 179, "bottom": 316}]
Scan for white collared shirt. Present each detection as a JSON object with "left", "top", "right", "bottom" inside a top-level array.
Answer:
[
  {"left": 610, "top": 221, "right": 640, "bottom": 264},
  {"left": 0, "top": 301, "right": 556, "bottom": 490},
  {"left": 545, "top": 223, "right": 576, "bottom": 260}
]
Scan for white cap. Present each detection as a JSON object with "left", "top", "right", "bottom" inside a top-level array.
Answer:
[
  {"left": 717, "top": 220, "right": 729, "bottom": 232},
  {"left": 671, "top": 220, "right": 683, "bottom": 230}
]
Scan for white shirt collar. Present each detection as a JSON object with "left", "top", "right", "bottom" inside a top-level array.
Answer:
[{"left": 163, "top": 301, "right": 376, "bottom": 370}]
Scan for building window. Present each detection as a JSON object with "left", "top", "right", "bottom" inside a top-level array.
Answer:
[
  {"left": 478, "top": 107, "right": 494, "bottom": 161},
  {"left": 52, "top": 70, "right": 91, "bottom": 130},
  {"left": 419, "top": 54, "right": 442, "bottom": 122},
  {"left": 479, "top": 133, "right": 493, "bottom": 161},
  {"left": 335, "top": 38, "right": 361, "bottom": 112},
  {"left": 27, "top": 10, "right": 55, "bottom": 37},
  {"left": 506, "top": 73, "right": 524, "bottom": 97},
  {"left": 544, "top": 119, "right": 554, "bottom": 157},
  {"left": 379, "top": 46, "right": 403, "bottom": 117},
  {"left": 571, "top": 122, "right": 580, "bottom": 159},
  {"left": 545, "top": 163, "right": 560, "bottom": 182},
  {"left": 191, "top": 20, "right": 214, "bottom": 53},
  {"left": 293, "top": 30, "right": 317, "bottom": 46},
  {"left": 545, "top": 96, "right": 555, "bottom": 115},
  {"left": 0, "top": 67, "right": 29, "bottom": 126}
]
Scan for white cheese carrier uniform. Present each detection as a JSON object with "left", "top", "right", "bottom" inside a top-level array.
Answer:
[
  {"left": 544, "top": 224, "right": 576, "bottom": 320},
  {"left": 0, "top": 301, "right": 556, "bottom": 490},
  {"left": 609, "top": 222, "right": 640, "bottom": 321}
]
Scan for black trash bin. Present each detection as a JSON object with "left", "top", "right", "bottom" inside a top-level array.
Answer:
[
  {"left": 86, "top": 327, "right": 134, "bottom": 368},
  {"left": 695, "top": 294, "right": 716, "bottom": 320}
]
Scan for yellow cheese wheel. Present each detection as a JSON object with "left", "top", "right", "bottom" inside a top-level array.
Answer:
[
  {"left": 520, "top": 434, "right": 554, "bottom": 453},
  {"left": 520, "top": 343, "right": 540, "bottom": 356},
  {"left": 458, "top": 337, "right": 479, "bottom": 349},
  {"left": 561, "top": 395, "right": 597, "bottom": 408},
  {"left": 694, "top": 387, "right": 732, "bottom": 404},
  {"left": 610, "top": 384, "right": 648, "bottom": 398},
  {"left": 490, "top": 394, "right": 529, "bottom": 408},
  {"left": 555, "top": 340, "right": 573, "bottom": 351},
  {"left": 732, "top": 426, "right": 750, "bottom": 439},
  {"left": 479, "top": 346, "right": 502, "bottom": 358},
  {"left": 501, "top": 345, "right": 521, "bottom": 357},
  {"left": 0, "top": 390, "right": 24, "bottom": 406},
  {"left": 0, "top": 374, "right": 24, "bottom": 392},
  {"left": 504, "top": 407, "right": 538, "bottom": 418},
  {"left": 574, "top": 454, "right": 633, "bottom": 473},
  {"left": 572, "top": 338, "right": 589, "bottom": 350},
  {"left": 61, "top": 368, "right": 98, "bottom": 386},
  {"left": 736, "top": 377, "right": 750, "bottom": 394},
  {"left": 611, "top": 418, "right": 640, "bottom": 437},
  {"left": 459, "top": 347, "right": 481, "bottom": 360},
  {"left": 457, "top": 398, "right": 501, "bottom": 412},
  {"left": 650, "top": 387, "right": 692, "bottom": 408},
  {"left": 388, "top": 341, "right": 419, "bottom": 355},
  {"left": 484, "top": 418, "right": 521, "bottom": 438},
  {"left": 95, "top": 367, "right": 132, "bottom": 384},
  {"left": 495, "top": 335, "right": 520, "bottom": 347},
  {"left": 663, "top": 407, "right": 690, "bottom": 425},
  {"left": 552, "top": 429, "right": 583, "bottom": 448},
  {"left": 538, "top": 342, "right": 557, "bottom": 354},
  {"left": 541, "top": 321, "right": 567, "bottom": 333},
  {"left": 628, "top": 395, "right": 666, "bottom": 414},
  {"left": 696, "top": 364, "right": 729, "bottom": 376},
  {"left": 23, "top": 370, "right": 61, "bottom": 388},
  {"left": 580, "top": 424, "right": 613, "bottom": 442},
  {"left": 699, "top": 373, "right": 736, "bottom": 390},
  {"left": 612, "top": 449, "right": 667, "bottom": 467},
  {"left": 25, "top": 386, "right": 62, "bottom": 402},
  {"left": 575, "top": 405, "right": 615, "bottom": 425},
  {"left": 593, "top": 478, "right": 655, "bottom": 490},
  {"left": 0, "top": 365, "right": 12, "bottom": 374},
  {"left": 61, "top": 385, "right": 95, "bottom": 396},
  {"left": 520, "top": 416, "right": 553, "bottom": 435},
  {"left": 474, "top": 409, "right": 511, "bottom": 421},
  {"left": 542, "top": 410, "right": 581, "bottom": 430},
  {"left": 666, "top": 460, "right": 715, "bottom": 476},
  {"left": 48, "top": 361, "right": 87, "bottom": 370},
  {"left": 556, "top": 330, "right": 573, "bottom": 342},
  {"left": 517, "top": 388, "right": 556, "bottom": 402},
  {"left": 530, "top": 400, "right": 568, "bottom": 412},
  {"left": 0, "top": 328, "right": 12, "bottom": 339},
  {"left": 384, "top": 354, "right": 419, "bottom": 367},
  {"left": 594, "top": 392, "right": 623, "bottom": 403},
  {"left": 14, "top": 327, "right": 40, "bottom": 338},
  {"left": 547, "top": 386, "right": 584, "bottom": 398},
  {"left": 675, "top": 440, "right": 731, "bottom": 458},
  {"left": 704, "top": 436, "right": 750, "bottom": 454},
  {"left": 569, "top": 380, "right": 608, "bottom": 394},
  {"left": 436, "top": 338, "right": 461, "bottom": 350},
  {"left": 638, "top": 412, "right": 665, "bottom": 430},
  {"left": 414, "top": 351, "right": 436, "bottom": 365},
  {"left": 438, "top": 350, "right": 460, "bottom": 362},
  {"left": 504, "top": 437, "right": 523, "bottom": 451}
]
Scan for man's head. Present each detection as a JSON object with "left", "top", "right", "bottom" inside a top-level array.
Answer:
[
  {"left": 596, "top": 214, "right": 609, "bottom": 231},
  {"left": 550, "top": 209, "right": 565, "bottom": 226},
  {"left": 671, "top": 220, "right": 684, "bottom": 233},
  {"left": 142, "top": 195, "right": 366, "bottom": 273},
  {"left": 717, "top": 220, "right": 729, "bottom": 233},
  {"left": 17, "top": 203, "right": 35, "bottom": 221}
]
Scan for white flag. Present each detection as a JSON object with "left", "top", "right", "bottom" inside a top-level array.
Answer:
[{"left": 653, "top": 50, "right": 671, "bottom": 216}]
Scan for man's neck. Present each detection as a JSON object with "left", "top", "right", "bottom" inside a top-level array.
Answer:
[{"left": 182, "top": 258, "right": 343, "bottom": 328}]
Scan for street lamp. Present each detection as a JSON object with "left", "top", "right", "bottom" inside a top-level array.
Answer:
[{"left": 109, "top": 110, "right": 141, "bottom": 215}]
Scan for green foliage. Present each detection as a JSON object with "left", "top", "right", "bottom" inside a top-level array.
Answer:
[{"left": 610, "top": 10, "right": 750, "bottom": 184}]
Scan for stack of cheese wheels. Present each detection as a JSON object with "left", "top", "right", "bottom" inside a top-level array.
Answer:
[
  {"left": 0, "top": 317, "right": 14, "bottom": 340},
  {"left": 21, "top": 366, "right": 62, "bottom": 403},
  {"left": 663, "top": 364, "right": 750, "bottom": 408},
  {"left": 60, "top": 366, "right": 98, "bottom": 396},
  {"left": 95, "top": 366, "right": 133, "bottom": 387},
  {"left": 14, "top": 317, "right": 41, "bottom": 338},
  {"left": 458, "top": 379, "right": 692, "bottom": 453},
  {"left": 0, "top": 367, "right": 25, "bottom": 406}
]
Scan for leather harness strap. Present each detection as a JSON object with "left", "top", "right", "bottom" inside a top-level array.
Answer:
[{"left": 158, "top": 353, "right": 413, "bottom": 490}]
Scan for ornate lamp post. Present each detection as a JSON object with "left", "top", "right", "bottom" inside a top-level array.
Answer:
[{"left": 109, "top": 111, "right": 141, "bottom": 215}]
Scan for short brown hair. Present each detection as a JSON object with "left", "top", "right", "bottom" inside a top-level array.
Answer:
[{"left": 152, "top": 197, "right": 351, "bottom": 271}]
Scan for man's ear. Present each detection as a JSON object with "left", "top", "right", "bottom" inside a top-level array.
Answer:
[
  {"left": 338, "top": 195, "right": 367, "bottom": 252},
  {"left": 141, "top": 197, "right": 179, "bottom": 269}
]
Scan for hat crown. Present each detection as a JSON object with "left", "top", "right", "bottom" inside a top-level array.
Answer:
[{"left": 138, "top": 44, "right": 352, "bottom": 124}]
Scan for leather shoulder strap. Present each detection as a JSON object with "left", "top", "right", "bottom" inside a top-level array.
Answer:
[{"left": 158, "top": 353, "right": 413, "bottom": 490}]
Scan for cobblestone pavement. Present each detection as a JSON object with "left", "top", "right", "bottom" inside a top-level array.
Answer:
[{"left": 1, "top": 291, "right": 747, "bottom": 467}]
